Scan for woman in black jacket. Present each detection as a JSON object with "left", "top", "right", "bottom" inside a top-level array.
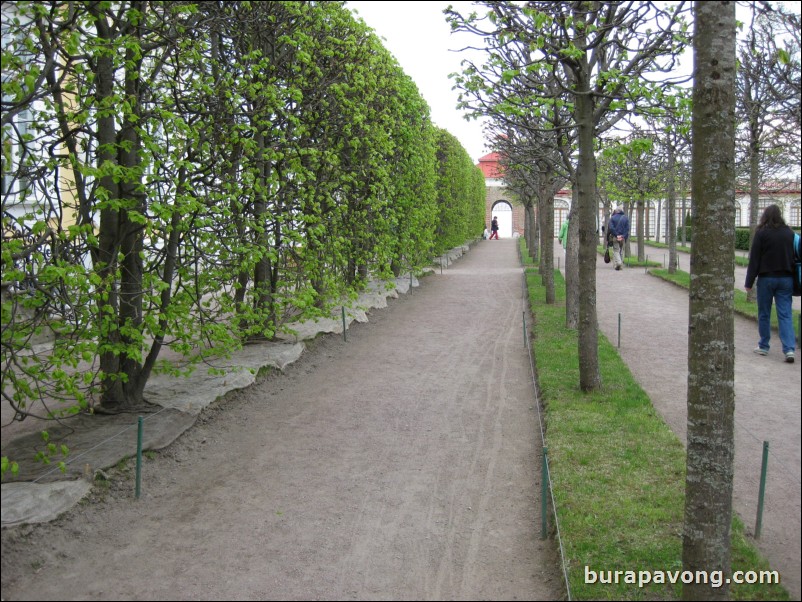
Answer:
[{"left": 744, "top": 204, "right": 796, "bottom": 363}]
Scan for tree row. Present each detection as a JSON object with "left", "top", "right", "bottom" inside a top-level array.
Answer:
[{"left": 0, "top": 1, "right": 486, "bottom": 422}]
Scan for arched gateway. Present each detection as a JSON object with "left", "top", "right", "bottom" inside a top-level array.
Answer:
[
  {"left": 478, "top": 153, "right": 525, "bottom": 238},
  {"left": 476, "top": 153, "right": 801, "bottom": 240},
  {"left": 490, "top": 201, "right": 514, "bottom": 238}
]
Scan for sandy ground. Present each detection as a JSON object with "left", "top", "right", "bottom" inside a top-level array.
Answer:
[{"left": 1, "top": 240, "right": 562, "bottom": 601}]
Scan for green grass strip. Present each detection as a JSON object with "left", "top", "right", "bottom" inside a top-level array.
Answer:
[
  {"left": 650, "top": 268, "right": 801, "bottom": 340},
  {"left": 596, "top": 245, "right": 662, "bottom": 269},
  {"left": 522, "top": 254, "right": 790, "bottom": 600},
  {"left": 630, "top": 239, "right": 749, "bottom": 266}
]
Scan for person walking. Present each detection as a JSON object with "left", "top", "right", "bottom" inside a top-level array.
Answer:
[
  {"left": 607, "top": 205, "right": 630, "bottom": 270},
  {"left": 489, "top": 216, "right": 499, "bottom": 240},
  {"left": 559, "top": 218, "right": 569, "bottom": 249},
  {"left": 744, "top": 204, "right": 796, "bottom": 363}
]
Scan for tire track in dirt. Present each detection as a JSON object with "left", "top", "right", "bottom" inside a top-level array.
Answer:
[{"left": 1, "top": 240, "right": 561, "bottom": 601}]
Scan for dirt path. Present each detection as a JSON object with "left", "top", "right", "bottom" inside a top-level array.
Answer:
[
  {"left": 1, "top": 240, "right": 561, "bottom": 601},
  {"left": 591, "top": 242, "right": 801, "bottom": 600},
  {"left": 4, "top": 238, "right": 797, "bottom": 601}
]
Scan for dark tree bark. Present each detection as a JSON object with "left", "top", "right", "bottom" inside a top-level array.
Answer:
[
  {"left": 564, "top": 186, "right": 580, "bottom": 330},
  {"left": 682, "top": 2, "right": 737, "bottom": 599},
  {"left": 636, "top": 198, "right": 646, "bottom": 261},
  {"left": 89, "top": 4, "right": 152, "bottom": 410},
  {"left": 574, "top": 62, "right": 601, "bottom": 391},
  {"left": 667, "top": 143, "right": 678, "bottom": 274},
  {"left": 525, "top": 203, "right": 538, "bottom": 262},
  {"left": 538, "top": 186, "right": 555, "bottom": 305}
]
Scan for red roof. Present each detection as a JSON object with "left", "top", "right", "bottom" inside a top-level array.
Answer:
[{"left": 477, "top": 152, "right": 503, "bottom": 178}]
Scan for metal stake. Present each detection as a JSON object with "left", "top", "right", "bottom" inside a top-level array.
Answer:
[
  {"left": 135, "top": 416, "right": 143, "bottom": 499},
  {"left": 755, "top": 441, "right": 769, "bottom": 538},
  {"left": 541, "top": 447, "right": 549, "bottom": 540}
]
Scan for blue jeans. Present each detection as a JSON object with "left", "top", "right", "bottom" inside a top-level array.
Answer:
[{"left": 756, "top": 275, "right": 795, "bottom": 354}]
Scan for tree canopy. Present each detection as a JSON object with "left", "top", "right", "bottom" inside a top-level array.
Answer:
[{"left": 1, "top": 1, "right": 485, "bottom": 457}]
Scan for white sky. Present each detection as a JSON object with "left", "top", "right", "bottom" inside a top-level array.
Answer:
[
  {"left": 345, "top": 1, "right": 491, "bottom": 165},
  {"left": 345, "top": 1, "right": 801, "bottom": 168}
]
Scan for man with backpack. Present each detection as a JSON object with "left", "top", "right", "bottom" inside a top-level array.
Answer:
[{"left": 607, "top": 205, "right": 630, "bottom": 271}]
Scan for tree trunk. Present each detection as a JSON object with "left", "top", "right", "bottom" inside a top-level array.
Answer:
[
  {"left": 525, "top": 202, "right": 538, "bottom": 262},
  {"left": 116, "top": 23, "right": 148, "bottom": 408},
  {"left": 565, "top": 189, "right": 580, "bottom": 330},
  {"left": 575, "top": 70, "right": 601, "bottom": 392},
  {"left": 142, "top": 185, "right": 185, "bottom": 387},
  {"left": 94, "top": 44, "right": 124, "bottom": 406},
  {"left": 539, "top": 185, "right": 555, "bottom": 305},
  {"left": 637, "top": 198, "right": 645, "bottom": 261},
  {"left": 667, "top": 144, "right": 678, "bottom": 274},
  {"left": 682, "top": 3, "right": 737, "bottom": 599},
  {"left": 655, "top": 198, "right": 662, "bottom": 244},
  {"left": 92, "top": 6, "right": 149, "bottom": 410},
  {"left": 251, "top": 132, "right": 274, "bottom": 340},
  {"left": 624, "top": 202, "right": 633, "bottom": 265},
  {"left": 681, "top": 178, "right": 689, "bottom": 247},
  {"left": 746, "top": 118, "right": 760, "bottom": 303},
  {"left": 537, "top": 193, "right": 548, "bottom": 274}
]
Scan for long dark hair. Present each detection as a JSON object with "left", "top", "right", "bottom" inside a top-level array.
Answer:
[{"left": 757, "top": 204, "right": 786, "bottom": 230}]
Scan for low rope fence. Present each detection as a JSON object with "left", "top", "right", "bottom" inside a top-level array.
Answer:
[
  {"left": 521, "top": 269, "right": 573, "bottom": 601},
  {"left": 31, "top": 405, "right": 172, "bottom": 497}
]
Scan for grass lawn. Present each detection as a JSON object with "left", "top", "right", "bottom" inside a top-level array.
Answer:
[
  {"left": 632, "top": 238, "right": 750, "bottom": 267},
  {"left": 649, "top": 268, "right": 801, "bottom": 341},
  {"left": 521, "top": 241, "right": 790, "bottom": 600}
]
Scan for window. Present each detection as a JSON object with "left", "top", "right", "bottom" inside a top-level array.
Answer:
[
  {"left": 554, "top": 200, "right": 569, "bottom": 236},
  {"left": 1, "top": 107, "right": 33, "bottom": 200},
  {"left": 789, "top": 201, "right": 801, "bottom": 228},
  {"left": 645, "top": 203, "right": 657, "bottom": 238}
]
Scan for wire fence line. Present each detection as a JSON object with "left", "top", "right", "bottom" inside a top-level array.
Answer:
[
  {"left": 521, "top": 269, "right": 573, "bottom": 601},
  {"left": 31, "top": 405, "right": 171, "bottom": 485}
]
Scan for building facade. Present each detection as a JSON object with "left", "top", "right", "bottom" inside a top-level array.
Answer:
[
  {"left": 477, "top": 152, "right": 801, "bottom": 240},
  {"left": 478, "top": 153, "right": 526, "bottom": 238}
]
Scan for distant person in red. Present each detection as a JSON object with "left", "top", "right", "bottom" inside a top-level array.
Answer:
[{"left": 489, "top": 216, "right": 499, "bottom": 240}]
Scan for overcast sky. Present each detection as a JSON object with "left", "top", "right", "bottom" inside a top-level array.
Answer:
[
  {"left": 345, "top": 1, "right": 491, "bottom": 165},
  {"left": 345, "top": 1, "right": 801, "bottom": 168}
]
